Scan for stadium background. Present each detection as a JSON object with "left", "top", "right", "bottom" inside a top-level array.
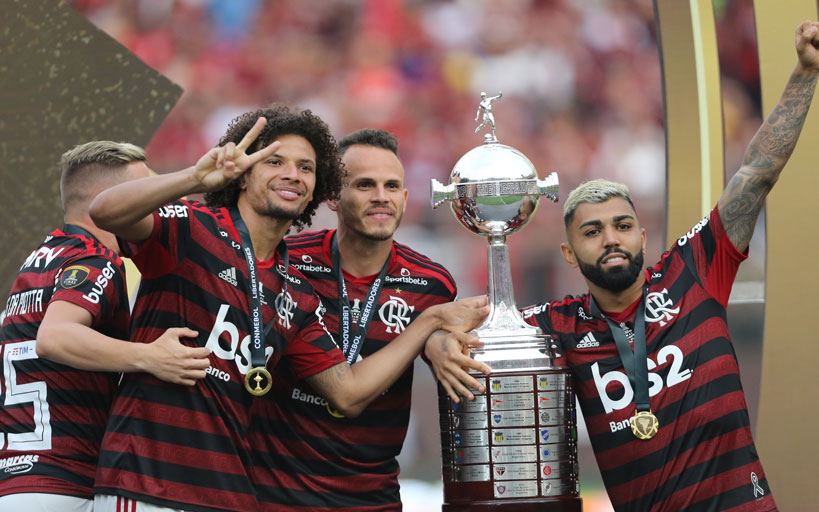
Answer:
[{"left": 7, "top": 0, "right": 771, "bottom": 510}]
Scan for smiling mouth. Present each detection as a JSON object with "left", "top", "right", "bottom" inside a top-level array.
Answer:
[
  {"left": 599, "top": 252, "right": 630, "bottom": 266},
  {"left": 274, "top": 188, "right": 302, "bottom": 200}
]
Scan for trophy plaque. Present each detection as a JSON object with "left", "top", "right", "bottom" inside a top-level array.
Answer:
[{"left": 431, "top": 93, "right": 581, "bottom": 511}]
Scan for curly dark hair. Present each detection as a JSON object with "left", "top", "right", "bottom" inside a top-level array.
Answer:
[{"left": 204, "top": 105, "right": 343, "bottom": 232}]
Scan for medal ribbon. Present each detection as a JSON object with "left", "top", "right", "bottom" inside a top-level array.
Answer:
[
  {"left": 229, "top": 209, "right": 289, "bottom": 370},
  {"left": 330, "top": 233, "right": 390, "bottom": 366},
  {"left": 589, "top": 285, "right": 651, "bottom": 413}
]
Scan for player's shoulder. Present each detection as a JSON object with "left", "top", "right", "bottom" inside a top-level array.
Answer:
[
  {"left": 286, "top": 229, "right": 331, "bottom": 254},
  {"left": 393, "top": 241, "right": 456, "bottom": 291},
  {"left": 521, "top": 293, "right": 590, "bottom": 324}
]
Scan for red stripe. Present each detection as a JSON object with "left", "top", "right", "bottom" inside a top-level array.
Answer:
[
  {"left": 96, "top": 468, "right": 258, "bottom": 510},
  {"left": 101, "top": 432, "right": 247, "bottom": 474}
]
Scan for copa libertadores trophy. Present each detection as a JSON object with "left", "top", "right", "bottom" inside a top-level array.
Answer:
[{"left": 431, "top": 92, "right": 581, "bottom": 511}]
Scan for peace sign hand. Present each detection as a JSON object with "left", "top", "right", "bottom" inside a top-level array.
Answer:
[{"left": 193, "top": 117, "right": 281, "bottom": 192}]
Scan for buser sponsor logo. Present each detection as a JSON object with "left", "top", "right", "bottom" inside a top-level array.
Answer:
[
  {"left": 158, "top": 204, "right": 189, "bottom": 218},
  {"left": 206, "top": 304, "right": 273, "bottom": 375},
  {"left": 82, "top": 261, "right": 116, "bottom": 304},
  {"left": 521, "top": 303, "right": 548, "bottom": 319},
  {"left": 677, "top": 214, "right": 710, "bottom": 247}
]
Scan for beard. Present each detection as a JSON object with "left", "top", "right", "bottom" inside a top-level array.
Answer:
[
  {"left": 576, "top": 247, "right": 644, "bottom": 293},
  {"left": 264, "top": 197, "right": 304, "bottom": 221}
]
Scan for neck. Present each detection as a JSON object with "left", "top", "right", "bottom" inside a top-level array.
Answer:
[
  {"left": 64, "top": 214, "right": 120, "bottom": 254},
  {"left": 335, "top": 226, "right": 393, "bottom": 278},
  {"left": 588, "top": 271, "right": 646, "bottom": 313},
  {"left": 236, "top": 200, "right": 290, "bottom": 261}
]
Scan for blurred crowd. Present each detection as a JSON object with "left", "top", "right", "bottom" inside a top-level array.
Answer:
[{"left": 66, "top": 0, "right": 761, "bottom": 308}]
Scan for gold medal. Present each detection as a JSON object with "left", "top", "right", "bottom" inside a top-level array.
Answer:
[
  {"left": 244, "top": 367, "right": 272, "bottom": 396},
  {"left": 630, "top": 410, "right": 659, "bottom": 440},
  {"left": 326, "top": 403, "right": 345, "bottom": 419}
]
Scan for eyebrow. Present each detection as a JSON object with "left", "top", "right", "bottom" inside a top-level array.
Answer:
[{"left": 578, "top": 214, "right": 635, "bottom": 230}]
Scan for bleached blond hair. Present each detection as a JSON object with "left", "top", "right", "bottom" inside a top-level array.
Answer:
[{"left": 563, "top": 179, "right": 635, "bottom": 226}]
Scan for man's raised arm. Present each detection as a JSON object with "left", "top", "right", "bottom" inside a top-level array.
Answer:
[
  {"left": 718, "top": 21, "right": 819, "bottom": 252},
  {"left": 89, "top": 118, "right": 278, "bottom": 242}
]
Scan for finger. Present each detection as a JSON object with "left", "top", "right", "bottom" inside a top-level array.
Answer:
[
  {"left": 185, "top": 357, "right": 211, "bottom": 370},
  {"left": 236, "top": 117, "right": 267, "bottom": 153},
  {"left": 216, "top": 146, "right": 228, "bottom": 170},
  {"left": 179, "top": 378, "right": 196, "bottom": 387},
  {"left": 247, "top": 140, "right": 281, "bottom": 167},
  {"left": 453, "top": 365, "right": 487, "bottom": 391},
  {"left": 440, "top": 378, "right": 460, "bottom": 404},
  {"left": 224, "top": 142, "right": 237, "bottom": 163},
  {"left": 458, "top": 295, "right": 489, "bottom": 308},
  {"left": 447, "top": 372, "right": 475, "bottom": 401},
  {"left": 190, "top": 347, "right": 212, "bottom": 358}
]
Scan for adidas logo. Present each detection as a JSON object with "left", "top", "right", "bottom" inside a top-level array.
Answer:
[
  {"left": 218, "top": 267, "right": 238, "bottom": 287},
  {"left": 576, "top": 332, "right": 599, "bottom": 348}
]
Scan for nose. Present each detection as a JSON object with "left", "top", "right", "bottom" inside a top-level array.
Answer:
[
  {"left": 280, "top": 162, "right": 301, "bottom": 182},
  {"left": 602, "top": 226, "right": 620, "bottom": 248},
  {"left": 371, "top": 184, "right": 389, "bottom": 202}
]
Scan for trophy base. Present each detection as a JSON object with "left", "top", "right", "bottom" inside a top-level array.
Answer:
[{"left": 443, "top": 497, "right": 582, "bottom": 511}]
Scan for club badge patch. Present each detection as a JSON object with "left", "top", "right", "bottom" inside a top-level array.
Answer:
[{"left": 59, "top": 265, "right": 90, "bottom": 289}]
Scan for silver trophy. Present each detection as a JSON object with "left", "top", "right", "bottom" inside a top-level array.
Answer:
[{"left": 431, "top": 93, "right": 580, "bottom": 511}]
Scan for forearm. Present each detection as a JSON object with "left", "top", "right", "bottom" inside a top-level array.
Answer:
[
  {"left": 719, "top": 63, "right": 819, "bottom": 250},
  {"left": 308, "top": 308, "right": 444, "bottom": 417},
  {"left": 89, "top": 166, "right": 200, "bottom": 241},
  {"left": 740, "top": 63, "right": 818, "bottom": 175},
  {"left": 37, "top": 321, "right": 150, "bottom": 373}
]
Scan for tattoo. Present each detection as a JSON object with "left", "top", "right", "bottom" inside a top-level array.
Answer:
[
  {"left": 306, "top": 362, "right": 349, "bottom": 393},
  {"left": 720, "top": 69, "right": 818, "bottom": 250}
]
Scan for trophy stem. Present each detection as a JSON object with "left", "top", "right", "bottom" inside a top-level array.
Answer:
[{"left": 476, "top": 231, "right": 538, "bottom": 338}]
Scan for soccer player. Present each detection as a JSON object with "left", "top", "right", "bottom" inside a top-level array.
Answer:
[
  {"left": 249, "top": 129, "right": 489, "bottom": 511},
  {"left": 0, "top": 141, "right": 211, "bottom": 512},
  {"left": 430, "top": 20, "right": 819, "bottom": 512},
  {"left": 89, "top": 107, "right": 487, "bottom": 512}
]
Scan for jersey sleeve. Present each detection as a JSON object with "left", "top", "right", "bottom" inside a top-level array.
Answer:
[
  {"left": 282, "top": 298, "right": 346, "bottom": 380},
  {"left": 51, "top": 255, "right": 126, "bottom": 328},
  {"left": 118, "top": 200, "right": 195, "bottom": 279},
  {"left": 666, "top": 206, "right": 747, "bottom": 307}
]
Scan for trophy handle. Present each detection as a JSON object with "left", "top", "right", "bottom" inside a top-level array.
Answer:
[
  {"left": 431, "top": 179, "right": 457, "bottom": 209},
  {"left": 537, "top": 172, "right": 559, "bottom": 203}
]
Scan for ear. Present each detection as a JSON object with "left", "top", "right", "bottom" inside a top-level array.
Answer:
[
  {"left": 641, "top": 227, "right": 647, "bottom": 255},
  {"left": 402, "top": 188, "right": 408, "bottom": 213},
  {"left": 327, "top": 198, "right": 339, "bottom": 211},
  {"left": 560, "top": 242, "right": 579, "bottom": 268},
  {"left": 238, "top": 169, "right": 250, "bottom": 191}
]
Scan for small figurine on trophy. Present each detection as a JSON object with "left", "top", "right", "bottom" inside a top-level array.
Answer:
[{"left": 474, "top": 91, "right": 503, "bottom": 141}]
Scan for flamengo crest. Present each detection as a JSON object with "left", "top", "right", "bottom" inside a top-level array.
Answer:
[{"left": 379, "top": 296, "right": 414, "bottom": 333}]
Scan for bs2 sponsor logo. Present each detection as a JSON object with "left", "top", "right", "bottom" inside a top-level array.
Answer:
[
  {"left": 206, "top": 304, "right": 273, "bottom": 375},
  {"left": 592, "top": 345, "right": 692, "bottom": 413}
]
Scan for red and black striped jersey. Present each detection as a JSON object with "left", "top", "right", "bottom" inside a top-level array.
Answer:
[
  {"left": 94, "top": 201, "right": 344, "bottom": 512},
  {"left": 250, "top": 229, "right": 456, "bottom": 511},
  {"left": 522, "top": 207, "right": 777, "bottom": 511},
  {"left": 0, "top": 227, "right": 129, "bottom": 499}
]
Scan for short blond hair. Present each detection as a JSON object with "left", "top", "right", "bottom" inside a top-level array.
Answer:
[
  {"left": 59, "top": 141, "right": 145, "bottom": 213},
  {"left": 563, "top": 179, "right": 635, "bottom": 226}
]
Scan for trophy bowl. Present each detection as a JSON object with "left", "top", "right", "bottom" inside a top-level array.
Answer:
[{"left": 431, "top": 142, "right": 558, "bottom": 237}]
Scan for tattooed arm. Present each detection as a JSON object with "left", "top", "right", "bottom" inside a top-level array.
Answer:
[{"left": 718, "top": 21, "right": 819, "bottom": 252}]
